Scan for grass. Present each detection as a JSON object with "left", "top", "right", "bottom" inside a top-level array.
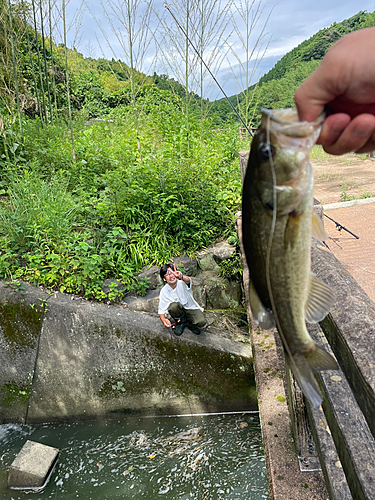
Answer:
[
  {"left": 340, "top": 178, "right": 375, "bottom": 202},
  {"left": 310, "top": 145, "right": 368, "bottom": 163}
]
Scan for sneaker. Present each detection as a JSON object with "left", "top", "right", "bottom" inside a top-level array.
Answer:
[
  {"left": 199, "top": 323, "right": 208, "bottom": 333},
  {"left": 187, "top": 322, "right": 200, "bottom": 335},
  {"left": 171, "top": 318, "right": 185, "bottom": 336}
]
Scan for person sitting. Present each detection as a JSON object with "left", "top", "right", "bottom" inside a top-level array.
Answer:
[{"left": 158, "top": 263, "right": 206, "bottom": 336}]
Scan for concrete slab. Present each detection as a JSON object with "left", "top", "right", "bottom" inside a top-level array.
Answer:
[
  {"left": 323, "top": 203, "right": 375, "bottom": 303},
  {"left": 26, "top": 293, "right": 255, "bottom": 422},
  {"left": 8, "top": 440, "right": 58, "bottom": 489},
  {"left": 0, "top": 282, "right": 48, "bottom": 423}
]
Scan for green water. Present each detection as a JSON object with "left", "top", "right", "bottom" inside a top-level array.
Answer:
[{"left": 0, "top": 413, "right": 269, "bottom": 500}]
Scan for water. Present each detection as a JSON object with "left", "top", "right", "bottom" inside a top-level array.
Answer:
[{"left": 0, "top": 413, "right": 269, "bottom": 500}]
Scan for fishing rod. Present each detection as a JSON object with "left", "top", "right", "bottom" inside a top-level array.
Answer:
[
  {"left": 165, "top": 4, "right": 253, "bottom": 138},
  {"left": 324, "top": 213, "right": 359, "bottom": 239}
]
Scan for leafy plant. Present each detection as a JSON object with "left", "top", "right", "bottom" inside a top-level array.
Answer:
[{"left": 218, "top": 253, "right": 243, "bottom": 281}]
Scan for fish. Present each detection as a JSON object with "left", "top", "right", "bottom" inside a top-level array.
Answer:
[{"left": 242, "top": 107, "right": 338, "bottom": 408}]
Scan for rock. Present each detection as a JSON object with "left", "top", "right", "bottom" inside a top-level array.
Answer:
[
  {"left": 8, "top": 440, "right": 59, "bottom": 489},
  {"left": 196, "top": 252, "right": 220, "bottom": 272},
  {"left": 123, "top": 289, "right": 160, "bottom": 314},
  {"left": 172, "top": 255, "right": 198, "bottom": 276},
  {"left": 102, "top": 279, "right": 125, "bottom": 300},
  {"left": 207, "top": 241, "right": 236, "bottom": 262},
  {"left": 191, "top": 277, "right": 207, "bottom": 309},
  {"left": 137, "top": 265, "right": 163, "bottom": 290},
  {"left": 200, "top": 272, "right": 242, "bottom": 309}
]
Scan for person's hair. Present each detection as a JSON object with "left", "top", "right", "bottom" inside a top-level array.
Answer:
[{"left": 160, "top": 263, "right": 173, "bottom": 282}]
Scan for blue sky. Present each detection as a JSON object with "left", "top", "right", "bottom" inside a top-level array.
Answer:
[{"left": 65, "top": 0, "right": 375, "bottom": 99}]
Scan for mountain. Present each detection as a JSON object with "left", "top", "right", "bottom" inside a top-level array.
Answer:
[{"left": 213, "top": 10, "right": 375, "bottom": 125}]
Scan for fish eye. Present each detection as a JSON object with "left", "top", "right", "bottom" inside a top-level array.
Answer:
[{"left": 257, "top": 144, "right": 275, "bottom": 162}]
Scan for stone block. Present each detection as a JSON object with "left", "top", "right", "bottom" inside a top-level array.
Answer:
[
  {"left": 8, "top": 440, "right": 59, "bottom": 489},
  {"left": 207, "top": 241, "right": 236, "bottom": 262},
  {"left": 123, "top": 289, "right": 160, "bottom": 314},
  {"left": 191, "top": 277, "right": 207, "bottom": 309},
  {"left": 196, "top": 252, "right": 220, "bottom": 272},
  {"left": 172, "top": 255, "right": 198, "bottom": 276},
  {"left": 204, "top": 277, "right": 242, "bottom": 310},
  {"left": 102, "top": 279, "right": 125, "bottom": 300},
  {"left": 137, "top": 265, "right": 163, "bottom": 290}
]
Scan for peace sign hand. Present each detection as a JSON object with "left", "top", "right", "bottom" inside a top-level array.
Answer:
[{"left": 173, "top": 264, "right": 183, "bottom": 280}]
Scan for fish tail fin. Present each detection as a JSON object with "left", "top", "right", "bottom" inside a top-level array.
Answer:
[{"left": 288, "top": 346, "right": 338, "bottom": 408}]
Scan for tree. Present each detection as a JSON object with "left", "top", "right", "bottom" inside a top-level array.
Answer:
[
  {"left": 226, "top": 0, "right": 272, "bottom": 129},
  {"left": 86, "top": 0, "right": 158, "bottom": 160}
]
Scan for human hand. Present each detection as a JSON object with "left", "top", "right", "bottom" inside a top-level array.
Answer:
[
  {"left": 295, "top": 27, "right": 375, "bottom": 155},
  {"left": 164, "top": 318, "right": 172, "bottom": 328},
  {"left": 173, "top": 264, "right": 183, "bottom": 280}
]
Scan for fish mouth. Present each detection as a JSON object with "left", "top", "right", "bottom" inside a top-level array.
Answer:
[{"left": 261, "top": 107, "right": 324, "bottom": 139}]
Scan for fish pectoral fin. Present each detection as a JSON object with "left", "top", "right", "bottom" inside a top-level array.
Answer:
[
  {"left": 305, "top": 274, "right": 336, "bottom": 323},
  {"left": 284, "top": 211, "right": 302, "bottom": 248},
  {"left": 249, "top": 281, "right": 275, "bottom": 330},
  {"left": 286, "top": 346, "right": 338, "bottom": 409},
  {"left": 311, "top": 211, "right": 329, "bottom": 241}
]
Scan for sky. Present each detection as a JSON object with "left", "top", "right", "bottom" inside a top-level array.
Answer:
[{"left": 65, "top": 0, "right": 375, "bottom": 100}]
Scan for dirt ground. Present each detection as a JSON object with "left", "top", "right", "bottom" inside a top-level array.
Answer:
[
  {"left": 312, "top": 153, "right": 375, "bottom": 303},
  {"left": 312, "top": 154, "right": 375, "bottom": 204}
]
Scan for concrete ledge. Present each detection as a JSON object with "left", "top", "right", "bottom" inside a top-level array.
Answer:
[
  {"left": 311, "top": 240, "right": 375, "bottom": 438},
  {"left": 8, "top": 440, "right": 58, "bottom": 489},
  {"left": 0, "top": 282, "right": 255, "bottom": 423},
  {"left": 323, "top": 197, "right": 375, "bottom": 210},
  {"left": 0, "top": 282, "right": 48, "bottom": 423}
]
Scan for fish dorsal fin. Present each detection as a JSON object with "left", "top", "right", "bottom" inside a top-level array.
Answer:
[
  {"left": 312, "top": 211, "right": 329, "bottom": 242},
  {"left": 305, "top": 274, "right": 336, "bottom": 323},
  {"left": 249, "top": 280, "right": 275, "bottom": 330}
]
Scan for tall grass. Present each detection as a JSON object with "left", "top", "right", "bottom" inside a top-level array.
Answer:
[{"left": 0, "top": 107, "right": 242, "bottom": 299}]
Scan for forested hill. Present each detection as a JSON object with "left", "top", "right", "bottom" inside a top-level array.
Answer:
[
  {"left": 213, "top": 9, "right": 375, "bottom": 125},
  {"left": 258, "top": 10, "right": 373, "bottom": 85}
]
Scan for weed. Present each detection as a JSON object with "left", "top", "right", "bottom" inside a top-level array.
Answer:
[
  {"left": 219, "top": 253, "right": 243, "bottom": 281},
  {"left": 340, "top": 176, "right": 355, "bottom": 202}
]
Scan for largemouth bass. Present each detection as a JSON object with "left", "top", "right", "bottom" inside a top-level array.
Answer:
[{"left": 242, "top": 107, "right": 338, "bottom": 408}]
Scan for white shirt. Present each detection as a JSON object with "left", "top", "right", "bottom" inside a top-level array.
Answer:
[{"left": 158, "top": 279, "right": 204, "bottom": 315}]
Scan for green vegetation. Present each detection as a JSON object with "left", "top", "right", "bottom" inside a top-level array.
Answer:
[
  {"left": 1, "top": 2, "right": 373, "bottom": 300},
  {"left": 0, "top": 110, "right": 242, "bottom": 300}
]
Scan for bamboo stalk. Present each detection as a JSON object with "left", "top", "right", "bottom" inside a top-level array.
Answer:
[
  {"left": 7, "top": 0, "right": 24, "bottom": 142},
  {"left": 62, "top": 0, "right": 75, "bottom": 161},
  {"left": 31, "top": 0, "right": 47, "bottom": 122},
  {"left": 185, "top": 0, "right": 189, "bottom": 151},
  {"left": 126, "top": 0, "right": 142, "bottom": 162},
  {"left": 21, "top": 0, "right": 43, "bottom": 121},
  {"left": 48, "top": 0, "right": 58, "bottom": 115},
  {"left": 38, "top": 0, "right": 53, "bottom": 123},
  {"left": 0, "top": 115, "right": 10, "bottom": 163}
]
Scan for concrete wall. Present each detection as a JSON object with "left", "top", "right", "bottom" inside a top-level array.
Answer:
[{"left": 0, "top": 283, "right": 255, "bottom": 423}]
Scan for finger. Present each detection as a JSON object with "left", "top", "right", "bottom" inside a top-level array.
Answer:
[
  {"left": 355, "top": 136, "right": 375, "bottom": 154},
  {"left": 322, "top": 114, "right": 375, "bottom": 155},
  {"left": 316, "top": 113, "right": 351, "bottom": 146}
]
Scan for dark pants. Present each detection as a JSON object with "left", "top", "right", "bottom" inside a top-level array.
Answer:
[{"left": 168, "top": 302, "right": 206, "bottom": 328}]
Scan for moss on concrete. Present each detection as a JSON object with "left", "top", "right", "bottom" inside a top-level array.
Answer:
[
  {"left": 96, "top": 333, "right": 255, "bottom": 403},
  {"left": 0, "top": 302, "right": 42, "bottom": 349}
]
